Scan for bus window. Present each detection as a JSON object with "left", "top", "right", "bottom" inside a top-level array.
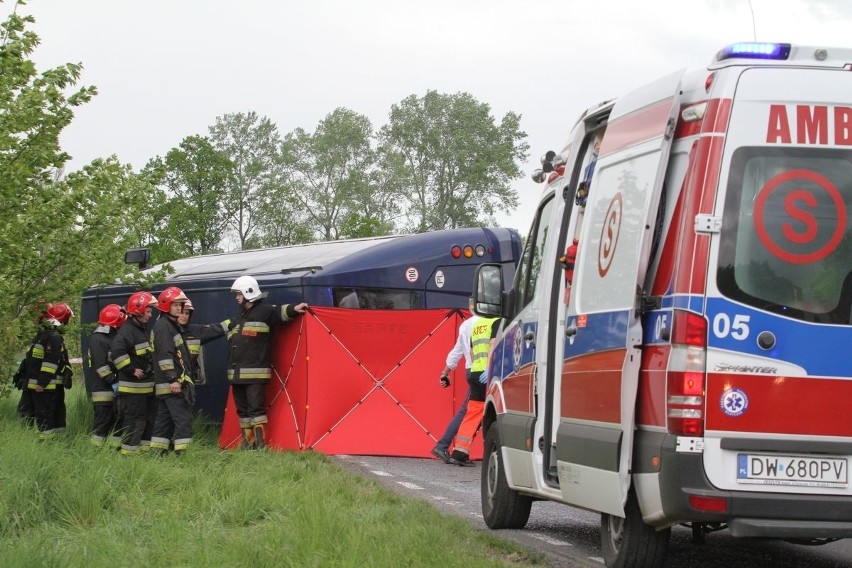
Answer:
[{"left": 333, "top": 287, "right": 421, "bottom": 310}]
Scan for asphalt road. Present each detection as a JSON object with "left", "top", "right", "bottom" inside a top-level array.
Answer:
[{"left": 333, "top": 455, "right": 852, "bottom": 568}]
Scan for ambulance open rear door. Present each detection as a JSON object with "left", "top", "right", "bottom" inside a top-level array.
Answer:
[{"left": 555, "top": 70, "right": 684, "bottom": 516}]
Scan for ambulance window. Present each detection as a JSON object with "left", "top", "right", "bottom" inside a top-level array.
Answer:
[
  {"left": 513, "top": 195, "right": 555, "bottom": 313},
  {"left": 718, "top": 147, "right": 852, "bottom": 324}
]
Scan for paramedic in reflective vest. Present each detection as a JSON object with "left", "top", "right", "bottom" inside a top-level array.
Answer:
[
  {"left": 227, "top": 275, "right": 308, "bottom": 449},
  {"left": 449, "top": 316, "right": 499, "bottom": 466},
  {"left": 24, "top": 302, "right": 74, "bottom": 440},
  {"left": 432, "top": 298, "right": 479, "bottom": 464},
  {"left": 150, "top": 287, "right": 196, "bottom": 455},
  {"left": 112, "top": 291, "right": 157, "bottom": 455},
  {"left": 87, "top": 303, "right": 127, "bottom": 447}
]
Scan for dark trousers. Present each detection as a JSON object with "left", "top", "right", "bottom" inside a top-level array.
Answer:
[
  {"left": 32, "top": 389, "right": 58, "bottom": 436},
  {"left": 143, "top": 394, "right": 156, "bottom": 446},
  {"left": 17, "top": 389, "right": 34, "bottom": 421},
  {"left": 152, "top": 395, "right": 194, "bottom": 451},
  {"left": 92, "top": 403, "right": 116, "bottom": 441},
  {"left": 232, "top": 383, "right": 268, "bottom": 428},
  {"left": 54, "top": 387, "right": 67, "bottom": 431},
  {"left": 121, "top": 393, "right": 150, "bottom": 452}
]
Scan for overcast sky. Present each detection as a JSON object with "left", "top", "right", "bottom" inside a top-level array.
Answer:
[{"left": 7, "top": 0, "right": 852, "bottom": 234}]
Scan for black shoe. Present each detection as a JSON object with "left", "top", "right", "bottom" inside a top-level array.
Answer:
[
  {"left": 449, "top": 456, "right": 476, "bottom": 467},
  {"left": 431, "top": 446, "right": 451, "bottom": 464}
]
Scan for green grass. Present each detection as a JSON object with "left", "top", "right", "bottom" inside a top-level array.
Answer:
[{"left": 0, "top": 378, "right": 547, "bottom": 568}]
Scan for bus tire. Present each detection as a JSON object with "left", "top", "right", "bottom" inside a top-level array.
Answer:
[
  {"left": 481, "top": 423, "right": 532, "bottom": 529},
  {"left": 600, "top": 491, "right": 670, "bottom": 568}
]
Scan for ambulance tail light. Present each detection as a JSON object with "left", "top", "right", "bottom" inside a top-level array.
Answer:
[{"left": 667, "top": 311, "right": 707, "bottom": 437}]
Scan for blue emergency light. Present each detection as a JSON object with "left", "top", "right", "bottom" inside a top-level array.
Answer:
[{"left": 717, "top": 42, "right": 791, "bottom": 61}]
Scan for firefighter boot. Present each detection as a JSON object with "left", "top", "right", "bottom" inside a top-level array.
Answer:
[
  {"left": 241, "top": 427, "right": 256, "bottom": 449},
  {"left": 253, "top": 424, "right": 266, "bottom": 450}
]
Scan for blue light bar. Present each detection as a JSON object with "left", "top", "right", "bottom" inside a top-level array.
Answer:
[{"left": 717, "top": 42, "right": 791, "bottom": 61}]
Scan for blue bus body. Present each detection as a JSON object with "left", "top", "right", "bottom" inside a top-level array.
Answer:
[{"left": 81, "top": 228, "right": 522, "bottom": 422}]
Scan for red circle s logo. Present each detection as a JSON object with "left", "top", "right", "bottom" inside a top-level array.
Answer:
[
  {"left": 598, "top": 193, "right": 623, "bottom": 277},
  {"left": 753, "top": 169, "right": 847, "bottom": 264}
]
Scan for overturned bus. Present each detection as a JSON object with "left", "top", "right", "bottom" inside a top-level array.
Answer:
[{"left": 81, "top": 227, "right": 522, "bottom": 422}]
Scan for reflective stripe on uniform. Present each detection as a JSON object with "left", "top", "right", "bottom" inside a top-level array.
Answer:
[
  {"left": 242, "top": 322, "right": 270, "bottom": 334},
  {"left": 95, "top": 364, "right": 113, "bottom": 379},
  {"left": 32, "top": 343, "right": 45, "bottom": 359},
  {"left": 41, "top": 361, "right": 58, "bottom": 375},
  {"left": 117, "top": 380, "right": 154, "bottom": 394},
  {"left": 157, "top": 358, "right": 176, "bottom": 371},
  {"left": 133, "top": 341, "right": 152, "bottom": 355},
  {"left": 91, "top": 390, "right": 114, "bottom": 403},
  {"left": 113, "top": 354, "right": 131, "bottom": 369},
  {"left": 228, "top": 367, "right": 271, "bottom": 381}
]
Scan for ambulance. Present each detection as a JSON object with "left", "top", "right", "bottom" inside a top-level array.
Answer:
[{"left": 472, "top": 42, "right": 852, "bottom": 567}]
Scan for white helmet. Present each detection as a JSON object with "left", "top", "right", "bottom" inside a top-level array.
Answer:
[{"left": 231, "top": 275, "right": 262, "bottom": 301}]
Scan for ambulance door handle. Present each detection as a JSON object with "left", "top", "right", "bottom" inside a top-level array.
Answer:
[{"left": 565, "top": 324, "right": 577, "bottom": 337}]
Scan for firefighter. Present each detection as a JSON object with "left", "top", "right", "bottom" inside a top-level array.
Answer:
[
  {"left": 448, "top": 315, "right": 500, "bottom": 466},
  {"left": 24, "top": 302, "right": 74, "bottom": 440},
  {"left": 87, "top": 303, "right": 127, "bottom": 447},
  {"left": 150, "top": 287, "right": 196, "bottom": 455},
  {"left": 227, "top": 275, "right": 307, "bottom": 449},
  {"left": 177, "top": 299, "right": 228, "bottom": 386},
  {"left": 112, "top": 291, "right": 157, "bottom": 455}
]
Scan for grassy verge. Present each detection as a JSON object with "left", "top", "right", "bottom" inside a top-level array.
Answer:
[{"left": 0, "top": 378, "right": 547, "bottom": 568}]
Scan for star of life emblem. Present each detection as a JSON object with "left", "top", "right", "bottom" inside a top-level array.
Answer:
[{"left": 720, "top": 388, "right": 748, "bottom": 417}]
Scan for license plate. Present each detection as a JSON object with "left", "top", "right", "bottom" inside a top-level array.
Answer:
[{"left": 737, "top": 454, "right": 848, "bottom": 488}]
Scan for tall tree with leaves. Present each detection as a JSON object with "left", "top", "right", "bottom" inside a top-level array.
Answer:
[
  {"left": 208, "top": 112, "right": 282, "bottom": 250},
  {"left": 0, "top": 6, "right": 97, "bottom": 368},
  {"left": 145, "top": 135, "right": 234, "bottom": 257},
  {"left": 378, "top": 90, "right": 528, "bottom": 232},
  {"left": 281, "top": 107, "right": 396, "bottom": 241}
]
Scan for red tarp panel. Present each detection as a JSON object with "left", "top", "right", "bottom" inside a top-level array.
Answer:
[{"left": 219, "top": 307, "right": 483, "bottom": 459}]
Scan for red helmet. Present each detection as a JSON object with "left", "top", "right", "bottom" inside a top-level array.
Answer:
[
  {"left": 157, "top": 286, "right": 189, "bottom": 313},
  {"left": 45, "top": 302, "right": 74, "bottom": 325},
  {"left": 98, "top": 304, "right": 127, "bottom": 328},
  {"left": 126, "top": 291, "right": 157, "bottom": 316}
]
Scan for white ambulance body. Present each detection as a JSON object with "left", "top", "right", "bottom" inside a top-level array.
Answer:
[{"left": 473, "top": 42, "right": 852, "bottom": 567}]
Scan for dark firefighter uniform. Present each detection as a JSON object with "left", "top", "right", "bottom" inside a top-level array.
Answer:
[
  {"left": 112, "top": 318, "right": 155, "bottom": 454},
  {"left": 184, "top": 320, "right": 229, "bottom": 385},
  {"left": 151, "top": 315, "right": 195, "bottom": 453},
  {"left": 87, "top": 324, "right": 120, "bottom": 447},
  {"left": 25, "top": 326, "right": 70, "bottom": 440},
  {"left": 227, "top": 301, "right": 301, "bottom": 447}
]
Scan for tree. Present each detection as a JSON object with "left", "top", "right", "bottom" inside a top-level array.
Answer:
[
  {"left": 208, "top": 112, "right": 282, "bottom": 250},
  {"left": 0, "top": 7, "right": 97, "bottom": 370},
  {"left": 146, "top": 135, "right": 234, "bottom": 256},
  {"left": 377, "top": 91, "right": 528, "bottom": 232},
  {"left": 281, "top": 107, "right": 396, "bottom": 241},
  {"left": 0, "top": 10, "right": 169, "bottom": 388}
]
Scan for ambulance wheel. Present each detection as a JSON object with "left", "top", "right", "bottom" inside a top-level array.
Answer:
[
  {"left": 600, "top": 491, "right": 670, "bottom": 568},
  {"left": 481, "top": 424, "right": 532, "bottom": 529}
]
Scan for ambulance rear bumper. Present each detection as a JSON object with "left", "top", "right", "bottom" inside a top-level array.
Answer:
[{"left": 658, "top": 443, "right": 852, "bottom": 539}]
